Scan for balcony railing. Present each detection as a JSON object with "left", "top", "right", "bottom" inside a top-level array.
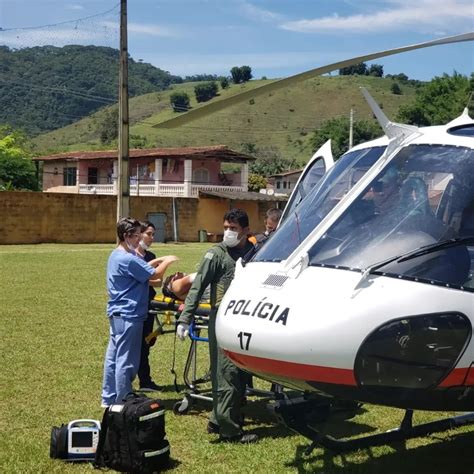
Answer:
[{"left": 78, "top": 183, "right": 244, "bottom": 197}]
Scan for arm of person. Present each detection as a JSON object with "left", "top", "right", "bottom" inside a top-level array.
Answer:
[
  {"left": 166, "top": 273, "right": 195, "bottom": 300},
  {"left": 148, "top": 255, "right": 179, "bottom": 286},
  {"left": 148, "top": 255, "right": 178, "bottom": 268},
  {"left": 178, "top": 251, "right": 218, "bottom": 325}
]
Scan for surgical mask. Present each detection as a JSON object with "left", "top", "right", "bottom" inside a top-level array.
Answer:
[
  {"left": 125, "top": 237, "right": 139, "bottom": 251},
  {"left": 223, "top": 229, "right": 241, "bottom": 247},
  {"left": 139, "top": 240, "right": 149, "bottom": 250}
]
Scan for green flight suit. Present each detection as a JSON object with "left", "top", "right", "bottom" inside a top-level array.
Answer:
[{"left": 178, "top": 241, "right": 253, "bottom": 438}]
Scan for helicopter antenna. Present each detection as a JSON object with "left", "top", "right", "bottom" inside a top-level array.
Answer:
[{"left": 360, "top": 87, "right": 419, "bottom": 141}]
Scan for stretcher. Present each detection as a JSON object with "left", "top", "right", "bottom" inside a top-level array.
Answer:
[{"left": 149, "top": 295, "right": 286, "bottom": 416}]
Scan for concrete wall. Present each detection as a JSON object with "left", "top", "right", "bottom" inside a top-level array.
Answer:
[{"left": 0, "top": 192, "right": 281, "bottom": 244}]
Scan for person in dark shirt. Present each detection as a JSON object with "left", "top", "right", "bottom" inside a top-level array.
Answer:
[
  {"left": 254, "top": 207, "right": 282, "bottom": 245},
  {"left": 136, "top": 221, "right": 178, "bottom": 392}
]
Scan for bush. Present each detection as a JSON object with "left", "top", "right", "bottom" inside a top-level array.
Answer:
[
  {"left": 0, "top": 128, "right": 38, "bottom": 190},
  {"left": 220, "top": 77, "right": 229, "bottom": 89},
  {"left": 391, "top": 82, "right": 402, "bottom": 95},
  {"left": 248, "top": 173, "right": 267, "bottom": 192},
  {"left": 194, "top": 82, "right": 218, "bottom": 102},
  {"left": 170, "top": 91, "right": 190, "bottom": 112}
]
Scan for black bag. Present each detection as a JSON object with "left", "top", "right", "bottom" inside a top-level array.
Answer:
[
  {"left": 94, "top": 395, "right": 170, "bottom": 473},
  {"left": 50, "top": 424, "right": 68, "bottom": 459}
]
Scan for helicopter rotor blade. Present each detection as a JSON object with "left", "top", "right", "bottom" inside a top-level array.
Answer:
[{"left": 156, "top": 32, "right": 474, "bottom": 129}]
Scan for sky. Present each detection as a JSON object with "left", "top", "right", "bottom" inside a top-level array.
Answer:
[{"left": 1, "top": 0, "right": 473, "bottom": 81}]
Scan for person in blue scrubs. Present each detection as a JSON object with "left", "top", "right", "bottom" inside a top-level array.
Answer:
[{"left": 101, "top": 217, "right": 178, "bottom": 406}]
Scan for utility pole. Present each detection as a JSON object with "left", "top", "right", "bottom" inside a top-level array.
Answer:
[
  {"left": 117, "top": 0, "right": 130, "bottom": 219},
  {"left": 349, "top": 108, "right": 354, "bottom": 150}
]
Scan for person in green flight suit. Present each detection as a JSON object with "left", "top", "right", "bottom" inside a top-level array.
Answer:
[{"left": 176, "top": 208, "right": 258, "bottom": 444}]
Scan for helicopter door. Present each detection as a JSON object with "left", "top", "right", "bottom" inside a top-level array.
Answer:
[{"left": 280, "top": 139, "right": 334, "bottom": 224}]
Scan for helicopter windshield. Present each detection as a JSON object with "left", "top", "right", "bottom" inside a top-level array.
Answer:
[
  {"left": 254, "top": 145, "right": 387, "bottom": 262},
  {"left": 308, "top": 144, "right": 474, "bottom": 291}
]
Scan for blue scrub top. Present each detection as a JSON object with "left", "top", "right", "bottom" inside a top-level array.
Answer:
[{"left": 106, "top": 248, "right": 155, "bottom": 320}]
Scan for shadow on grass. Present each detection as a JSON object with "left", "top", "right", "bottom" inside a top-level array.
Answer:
[
  {"left": 286, "top": 427, "right": 474, "bottom": 474},
  {"left": 163, "top": 457, "right": 182, "bottom": 471}
]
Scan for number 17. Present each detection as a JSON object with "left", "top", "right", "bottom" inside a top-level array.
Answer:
[{"left": 238, "top": 332, "right": 252, "bottom": 351}]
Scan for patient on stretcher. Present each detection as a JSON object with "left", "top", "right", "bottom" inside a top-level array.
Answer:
[{"left": 162, "top": 272, "right": 210, "bottom": 302}]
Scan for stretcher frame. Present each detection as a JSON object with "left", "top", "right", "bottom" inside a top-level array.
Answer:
[{"left": 149, "top": 295, "right": 286, "bottom": 416}]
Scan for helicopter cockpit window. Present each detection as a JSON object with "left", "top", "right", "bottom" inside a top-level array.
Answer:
[
  {"left": 284, "top": 159, "right": 326, "bottom": 218},
  {"left": 308, "top": 144, "right": 474, "bottom": 291},
  {"left": 448, "top": 124, "right": 474, "bottom": 137},
  {"left": 254, "top": 145, "right": 387, "bottom": 262}
]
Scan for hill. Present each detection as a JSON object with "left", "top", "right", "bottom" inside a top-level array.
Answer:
[
  {"left": 33, "top": 74, "right": 418, "bottom": 163},
  {"left": 0, "top": 45, "right": 182, "bottom": 135}
]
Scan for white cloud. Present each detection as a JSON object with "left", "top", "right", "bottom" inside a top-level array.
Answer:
[
  {"left": 281, "top": 0, "right": 474, "bottom": 33},
  {"left": 238, "top": 1, "right": 284, "bottom": 23},
  {"left": 0, "top": 27, "right": 116, "bottom": 48},
  {"left": 100, "top": 21, "right": 179, "bottom": 38}
]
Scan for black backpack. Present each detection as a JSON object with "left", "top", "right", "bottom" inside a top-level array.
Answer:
[{"left": 94, "top": 395, "right": 170, "bottom": 473}]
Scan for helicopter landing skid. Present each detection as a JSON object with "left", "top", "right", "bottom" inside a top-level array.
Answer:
[{"left": 271, "top": 399, "right": 474, "bottom": 454}]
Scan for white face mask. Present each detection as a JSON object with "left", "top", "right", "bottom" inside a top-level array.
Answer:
[
  {"left": 139, "top": 240, "right": 149, "bottom": 251},
  {"left": 125, "top": 237, "right": 139, "bottom": 251},
  {"left": 223, "top": 229, "right": 241, "bottom": 248}
]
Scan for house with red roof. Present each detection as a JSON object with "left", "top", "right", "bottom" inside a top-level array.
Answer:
[{"left": 34, "top": 145, "right": 254, "bottom": 197}]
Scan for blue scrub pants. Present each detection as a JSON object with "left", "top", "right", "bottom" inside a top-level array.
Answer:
[{"left": 101, "top": 315, "right": 144, "bottom": 405}]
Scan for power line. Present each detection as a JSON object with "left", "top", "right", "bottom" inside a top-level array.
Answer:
[
  {"left": 0, "top": 3, "right": 120, "bottom": 32},
  {"left": 0, "top": 77, "right": 116, "bottom": 104}
]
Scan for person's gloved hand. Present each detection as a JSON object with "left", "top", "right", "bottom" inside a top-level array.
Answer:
[{"left": 176, "top": 323, "right": 189, "bottom": 341}]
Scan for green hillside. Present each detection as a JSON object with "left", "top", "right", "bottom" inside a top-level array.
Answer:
[
  {"left": 0, "top": 45, "right": 182, "bottom": 135},
  {"left": 33, "top": 75, "right": 418, "bottom": 163}
]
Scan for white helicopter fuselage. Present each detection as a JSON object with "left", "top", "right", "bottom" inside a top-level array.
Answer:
[
  {"left": 218, "top": 262, "right": 474, "bottom": 410},
  {"left": 216, "top": 113, "right": 474, "bottom": 411}
]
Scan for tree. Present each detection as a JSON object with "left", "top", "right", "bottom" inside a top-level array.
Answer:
[
  {"left": 240, "top": 66, "right": 252, "bottom": 82},
  {"left": 220, "top": 77, "right": 229, "bottom": 89},
  {"left": 194, "top": 82, "right": 218, "bottom": 102},
  {"left": 339, "top": 62, "right": 368, "bottom": 76},
  {"left": 0, "top": 127, "right": 37, "bottom": 190},
  {"left": 248, "top": 173, "right": 267, "bottom": 192},
  {"left": 130, "top": 134, "right": 150, "bottom": 148},
  {"left": 391, "top": 82, "right": 402, "bottom": 95},
  {"left": 170, "top": 91, "right": 190, "bottom": 112},
  {"left": 244, "top": 143, "right": 299, "bottom": 177},
  {"left": 230, "top": 66, "right": 243, "bottom": 84},
  {"left": 397, "top": 72, "right": 474, "bottom": 126},
  {"left": 0, "top": 45, "right": 182, "bottom": 135},
  {"left": 99, "top": 108, "right": 118, "bottom": 144},
  {"left": 368, "top": 64, "right": 384, "bottom": 77},
  {"left": 308, "top": 117, "right": 382, "bottom": 159},
  {"left": 386, "top": 72, "right": 409, "bottom": 82}
]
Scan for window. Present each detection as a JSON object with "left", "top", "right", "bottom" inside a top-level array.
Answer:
[
  {"left": 254, "top": 145, "right": 387, "bottom": 263},
  {"left": 307, "top": 144, "right": 474, "bottom": 291},
  {"left": 283, "top": 181, "right": 287, "bottom": 189},
  {"left": 276, "top": 181, "right": 281, "bottom": 189},
  {"left": 88, "top": 167, "right": 98, "bottom": 185},
  {"left": 63, "top": 167, "right": 77, "bottom": 186},
  {"left": 193, "top": 167, "right": 209, "bottom": 184}
]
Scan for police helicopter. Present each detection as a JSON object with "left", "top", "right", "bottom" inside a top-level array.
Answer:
[{"left": 214, "top": 35, "right": 474, "bottom": 451}]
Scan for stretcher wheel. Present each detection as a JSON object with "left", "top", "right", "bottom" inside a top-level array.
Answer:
[{"left": 173, "top": 397, "right": 191, "bottom": 415}]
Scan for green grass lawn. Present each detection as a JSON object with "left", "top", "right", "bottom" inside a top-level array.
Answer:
[{"left": 1, "top": 243, "right": 473, "bottom": 473}]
